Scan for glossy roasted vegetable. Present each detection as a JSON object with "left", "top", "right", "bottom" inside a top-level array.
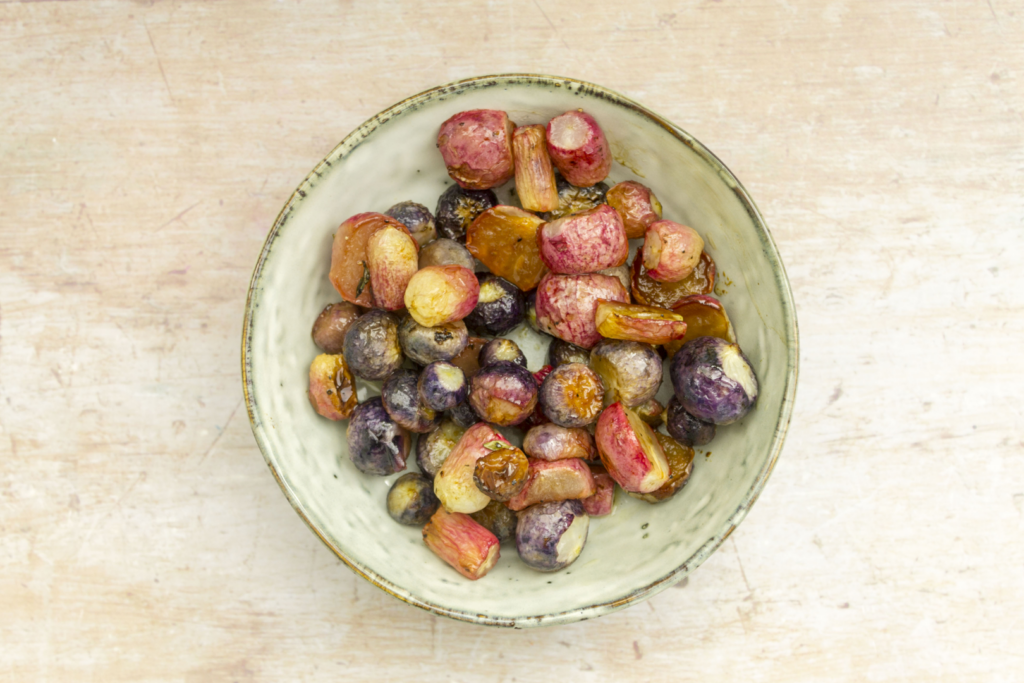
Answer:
[
  {"left": 545, "top": 110, "right": 611, "bottom": 187},
  {"left": 670, "top": 336, "right": 758, "bottom": 425},
  {"left": 597, "top": 264, "right": 630, "bottom": 293},
  {"left": 519, "top": 365, "right": 554, "bottom": 431},
  {"left": 548, "top": 339, "right": 591, "bottom": 368},
  {"left": 464, "top": 274, "right": 525, "bottom": 336},
  {"left": 466, "top": 205, "right": 548, "bottom": 291},
  {"left": 473, "top": 446, "right": 529, "bottom": 502},
  {"left": 366, "top": 223, "right": 419, "bottom": 310},
  {"left": 630, "top": 432, "right": 695, "bottom": 503},
  {"left": 398, "top": 316, "right": 469, "bottom": 366},
  {"left": 534, "top": 272, "right": 629, "bottom": 349},
  {"left": 342, "top": 309, "right": 404, "bottom": 381},
  {"left": 606, "top": 180, "right": 662, "bottom": 239},
  {"left": 434, "top": 422, "right": 513, "bottom": 514},
  {"left": 594, "top": 300, "right": 688, "bottom": 345},
  {"left": 516, "top": 500, "right": 590, "bottom": 572},
  {"left": 478, "top": 338, "right": 527, "bottom": 368},
  {"left": 448, "top": 399, "right": 482, "bottom": 429},
  {"left": 538, "top": 363, "right": 604, "bottom": 428},
  {"left": 418, "top": 361, "right": 468, "bottom": 412},
  {"left": 307, "top": 353, "right": 358, "bottom": 421},
  {"left": 643, "top": 220, "right": 704, "bottom": 283},
  {"left": 382, "top": 369, "right": 440, "bottom": 434},
  {"left": 404, "top": 265, "right": 480, "bottom": 328},
  {"left": 447, "top": 336, "right": 488, "bottom": 379},
  {"left": 470, "top": 500, "right": 517, "bottom": 544},
  {"left": 512, "top": 124, "right": 559, "bottom": 212},
  {"left": 581, "top": 465, "right": 615, "bottom": 517},
  {"left": 522, "top": 423, "right": 596, "bottom": 462},
  {"left": 665, "top": 295, "right": 736, "bottom": 357},
  {"left": 634, "top": 397, "right": 665, "bottom": 429},
  {"left": 387, "top": 472, "right": 441, "bottom": 525},
  {"left": 631, "top": 250, "right": 716, "bottom": 309},
  {"left": 311, "top": 302, "right": 362, "bottom": 354},
  {"left": 329, "top": 212, "right": 414, "bottom": 307},
  {"left": 534, "top": 364, "right": 554, "bottom": 385},
  {"left": 468, "top": 360, "right": 538, "bottom": 426},
  {"left": 346, "top": 397, "right": 411, "bottom": 476},
  {"left": 423, "top": 507, "right": 501, "bottom": 580},
  {"left": 416, "top": 419, "right": 466, "bottom": 479},
  {"left": 437, "top": 109, "right": 516, "bottom": 190},
  {"left": 665, "top": 396, "right": 716, "bottom": 447},
  {"left": 418, "top": 237, "right": 476, "bottom": 270},
  {"left": 435, "top": 184, "right": 499, "bottom": 242},
  {"left": 594, "top": 402, "right": 670, "bottom": 494},
  {"left": 589, "top": 339, "right": 662, "bottom": 408},
  {"left": 506, "top": 458, "right": 596, "bottom": 511},
  {"left": 385, "top": 201, "right": 436, "bottom": 248},
  {"left": 537, "top": 204, "right": 629, "bottom": 275},
  {"left": 539, "top": 175, "right": 609, "bottom": 221}
]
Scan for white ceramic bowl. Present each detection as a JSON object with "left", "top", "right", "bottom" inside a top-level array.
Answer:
[{"left": 242, "top": 74, "right": 798, "bottom": 628}]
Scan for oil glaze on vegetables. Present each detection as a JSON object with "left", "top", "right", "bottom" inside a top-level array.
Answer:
[{"left": 302, "top": 104, "right": 765, "bottom": 583}]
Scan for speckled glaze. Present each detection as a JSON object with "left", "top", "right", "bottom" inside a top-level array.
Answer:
[{"left": 242, "top": 74, "right": 798, "bottom": 628}]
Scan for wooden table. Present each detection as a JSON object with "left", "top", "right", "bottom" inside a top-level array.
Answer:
[{"left": 2, "top": 1, "right": 1021, "bottom": 680}]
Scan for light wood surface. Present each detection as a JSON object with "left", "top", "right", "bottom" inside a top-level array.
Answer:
[{"left": 2, "top": 1, "right": 1022, "bottom": 680}]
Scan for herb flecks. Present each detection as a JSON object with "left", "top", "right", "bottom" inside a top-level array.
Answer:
[{"left": 355, "top": 261, "right": 370, "bottom": 297}]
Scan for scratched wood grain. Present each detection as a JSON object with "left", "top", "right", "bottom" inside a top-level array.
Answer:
[{"left": 1, "top": 0, "right": 1022, "bottom": 680}]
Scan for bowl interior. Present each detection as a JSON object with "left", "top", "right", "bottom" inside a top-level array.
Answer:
[{"left": 243, "top": 75, "right": 797, "bottom": 627}]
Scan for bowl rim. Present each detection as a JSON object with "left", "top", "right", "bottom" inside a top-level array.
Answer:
[{"left": 241, "top": 73, "right": 800, "bottom": 628}]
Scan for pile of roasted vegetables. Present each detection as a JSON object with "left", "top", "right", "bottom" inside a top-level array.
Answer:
[{"left": 306, "top": 107, "right": 759, "bottom": 580}]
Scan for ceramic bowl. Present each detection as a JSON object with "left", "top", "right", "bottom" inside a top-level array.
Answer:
[{"left": 242, "top": 74, "right": 798, "bottom": 628}]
